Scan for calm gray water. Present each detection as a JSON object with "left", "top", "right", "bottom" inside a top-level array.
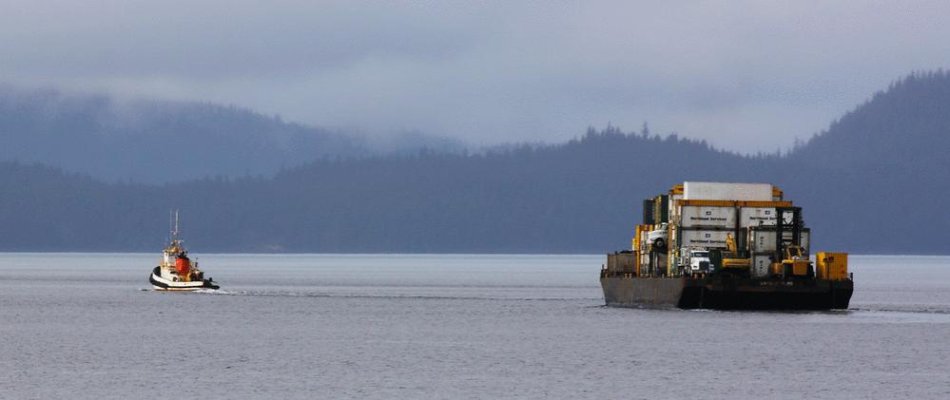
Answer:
[{"left": 1, "top": 253, "right": 949, "bottom": 399}]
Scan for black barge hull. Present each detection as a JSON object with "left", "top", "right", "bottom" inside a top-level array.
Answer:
[{"left": 601, "top": 275, "right": 853, "bottom": 310}]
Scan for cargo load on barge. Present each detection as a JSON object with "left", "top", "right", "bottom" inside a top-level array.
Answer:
[{"left": 600, "top": 182, "right": 853, "bottom": 310}]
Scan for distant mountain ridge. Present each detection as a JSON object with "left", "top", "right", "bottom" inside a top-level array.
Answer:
[
  {"left": 783, "top": 71, "right": 950, "bottom": 253},
  {"left": 1, "top": 72, "right": 949, "bottom": 253},
  {"left": 795, "top": 71, "right": 950, "bottom": 169},
  {"left": 0, "top": 86, "right": 464, "bottom": 182}
]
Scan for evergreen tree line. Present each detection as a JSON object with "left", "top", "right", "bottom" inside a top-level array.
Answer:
[{"left": 1, "top": 72, "right": 949, "bottom": 254}]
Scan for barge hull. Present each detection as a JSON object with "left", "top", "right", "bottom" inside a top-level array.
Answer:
[{"left": 601, "top": 276, "right": 853, "bottom": 310}]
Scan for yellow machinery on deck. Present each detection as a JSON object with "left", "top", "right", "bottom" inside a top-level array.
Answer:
[
  {"left": 720, "top": 233, "right": 751, "bottom": 271},
  {"left": 771, "top": 245, "right": 810, "bottom": 277}
]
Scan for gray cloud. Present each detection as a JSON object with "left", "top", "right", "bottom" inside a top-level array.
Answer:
[{"left": 3, "top": 1, "right": 950, "bottom": 153}]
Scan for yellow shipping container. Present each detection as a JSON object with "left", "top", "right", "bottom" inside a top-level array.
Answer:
[{"left": 817, "top": 252, "right": 848, "bottom": 280}]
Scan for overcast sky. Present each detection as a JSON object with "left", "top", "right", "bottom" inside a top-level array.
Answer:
[{"left": 3, "top": 1, "right": 950, "bottom": 153}]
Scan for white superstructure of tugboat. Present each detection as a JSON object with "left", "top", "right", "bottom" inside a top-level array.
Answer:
[{"left": 149, "top": 211, "right": 219, "bottom": 291}]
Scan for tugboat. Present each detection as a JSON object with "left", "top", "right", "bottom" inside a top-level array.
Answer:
[{"left": 149, "top": 211, "right": 219, "bottom": 291}]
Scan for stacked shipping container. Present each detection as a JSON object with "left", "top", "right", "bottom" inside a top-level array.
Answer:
[{"left": 639, "top": 182, "right": 811, "bottom": 278}]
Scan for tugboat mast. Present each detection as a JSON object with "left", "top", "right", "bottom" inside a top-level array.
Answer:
[
  {"left": 173, "top": 209, "right": 180, "bottom": 243},
  {"left": 168, "top": 209, "right": 183, "bottom": 250}
]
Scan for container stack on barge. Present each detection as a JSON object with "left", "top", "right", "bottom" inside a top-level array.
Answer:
[{"left": 601, "top": 182, "right": 853, "bottom": 310}]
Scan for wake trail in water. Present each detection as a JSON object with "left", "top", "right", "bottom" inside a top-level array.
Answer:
[
  {"left": 139, "top": 287, "right": 599, "bottom": 302},
  {"left": 850, "top": 304, "right": 950, "bottom": 315}
]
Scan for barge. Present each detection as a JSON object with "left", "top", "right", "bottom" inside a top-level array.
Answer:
[{"left": 601, "top": 182, "right": 853, "bottom": 310}]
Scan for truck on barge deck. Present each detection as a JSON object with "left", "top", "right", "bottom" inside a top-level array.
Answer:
[{"left": 601, "top": 182, "right": 853, "bottom": 310}]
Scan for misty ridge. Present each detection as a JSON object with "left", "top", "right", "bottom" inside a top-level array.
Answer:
[
  {"left": 1, "top": 71, "right": 949, "bottom": 254},
  {"left": 0, "top": 86, "right": 465, "bottom": 183}
]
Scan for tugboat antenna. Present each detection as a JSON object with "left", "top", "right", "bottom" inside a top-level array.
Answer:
[
  {"left": 173, "top": 209, "right": 180, "bottom": 242},
  {"left": 168, "top": 209, "right": 182, "bottom": 245}
]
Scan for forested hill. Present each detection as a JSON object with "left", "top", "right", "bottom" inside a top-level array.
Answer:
[
  {"left": 0, "top": 87, "right": 370, "bottom": 182},
  {"left": 0, "top": 131, "right": 755, "bottom": 252},
  {"left": 2, "top": 72, "right": 949, "bottom": 254},
  {"left": 782, "top": 71, "right": 950, "bottom": 253}
]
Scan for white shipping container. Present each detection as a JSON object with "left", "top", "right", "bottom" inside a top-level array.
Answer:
[
  {"left": 680, "top": 206, "right": 736, "bottom": 228},
  {"left": 679, "top": 230, "right": 732, "bottom": 249},
  {"left": 679, "top": 206, "right": 737, "bottom": 228},
  {"left": 749, "top": 230, "right": 810, "bottom": 253},
  {"left": 739, "top": 207, "right": 778, "bottom": 227},
  {"left": 750, "top": 230, "right": 777, "bottom": 252},
  {"left": 683, "top": 182, "right": 773, "bottom": 201},
  {"left": 751, "top": 254, "right": 774, "bottom": 278}
]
